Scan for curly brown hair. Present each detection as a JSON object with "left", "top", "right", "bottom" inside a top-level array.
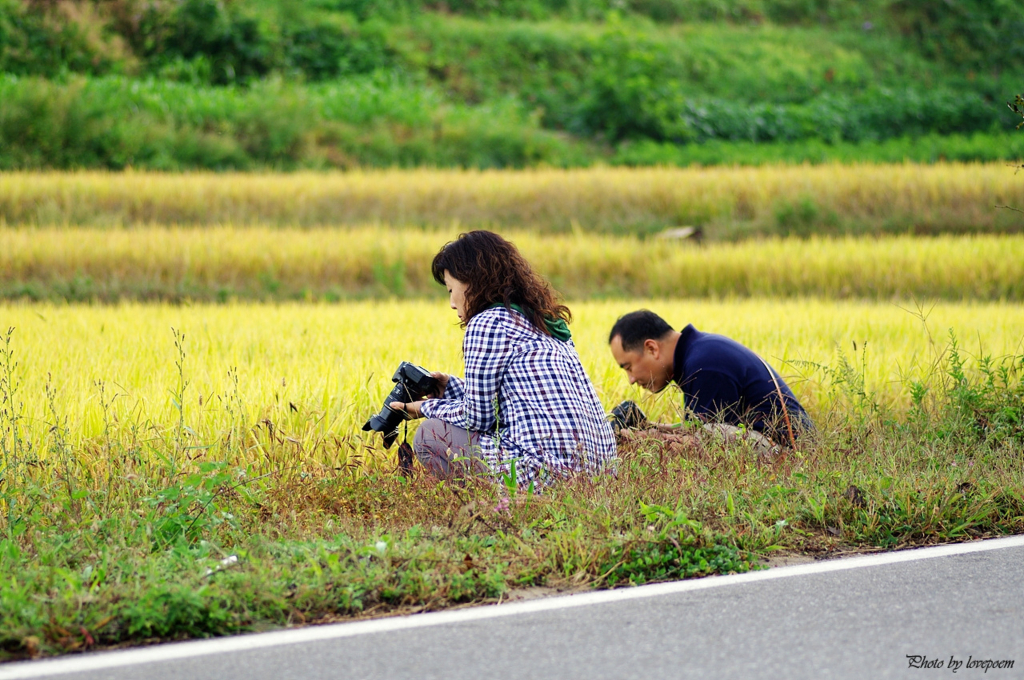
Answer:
[{"left": 431, "top": 230, "right": 571, "bottom": 335}]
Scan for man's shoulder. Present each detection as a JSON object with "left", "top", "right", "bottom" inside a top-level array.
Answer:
[
  {"left": 688, "top": 331, "right": 752, "bottom": 357},
  {"left": 684, "top": 332, "right": 758, "bottom": 373}
]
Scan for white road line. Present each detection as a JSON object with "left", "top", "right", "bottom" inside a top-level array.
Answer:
[{"left": 3, "top": 535, "right": 1023, "bottom": 679}]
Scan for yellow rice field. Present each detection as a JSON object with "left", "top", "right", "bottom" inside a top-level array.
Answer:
[
  {"left": 2, "top": 164, "right": 1022, "bottom": 236},
  {"left": 3, "top": 227, "right": 1024, "bottom": 300},
  {"left": 5, "top": 299, "right": 1023, "bottom": 467}
]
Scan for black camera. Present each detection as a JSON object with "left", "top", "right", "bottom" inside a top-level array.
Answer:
[
  {"left": 609, "top": 400, "right": 648, "bottom": 433},
  {"left": 362, "top": 362, "right": 439, "bottom": 448}
]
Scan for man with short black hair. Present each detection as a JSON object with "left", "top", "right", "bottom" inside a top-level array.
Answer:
[{"left": 608, "top": 310, "right": 811, "bottom": 445}]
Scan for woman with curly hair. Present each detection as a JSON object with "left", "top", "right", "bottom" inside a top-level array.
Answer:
[{"left": 392, "top": 230, "right": 616, "bottom": 487}]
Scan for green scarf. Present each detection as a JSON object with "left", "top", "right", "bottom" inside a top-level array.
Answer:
[{"left": 488, "top": 303, "right": 571, "bottom": 342}]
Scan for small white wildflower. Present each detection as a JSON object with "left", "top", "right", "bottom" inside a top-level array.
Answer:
[
  {"left": 206, "top": 555, "right": 239, "bottom": 577},
  {"left": 375, "top": 541, "right": 388, "bottom": 555}
]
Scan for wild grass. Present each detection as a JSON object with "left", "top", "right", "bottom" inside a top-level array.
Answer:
[
  {"left": 3, "top": 228, "right": 1024, "bottom": 302},
  {"left": 0, "top": 300, "right": 1021, "bottom": 658},
  {"left": 3, "top": 164, "right": 1024, "bottom": 238}
]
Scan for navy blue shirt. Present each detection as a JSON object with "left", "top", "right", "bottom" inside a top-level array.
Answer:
[{"left": 672, "top": 325, "right": 811, "bottom": 440}]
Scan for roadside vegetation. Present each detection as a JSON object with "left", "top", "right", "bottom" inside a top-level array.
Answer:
[
  {"left": 0, "top": 303, "right": 1021, "bottom": 658},
  {"left": 0, "top": 0, "right": 1021, "bottom": 169}
]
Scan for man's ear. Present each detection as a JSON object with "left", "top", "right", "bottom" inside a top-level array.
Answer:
[{"left": 643, "top": 338, "right": 660, "bottom": 358}]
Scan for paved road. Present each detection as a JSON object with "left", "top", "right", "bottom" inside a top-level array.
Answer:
[{"left": 4, "top": 537, "right": 1023, "bottom": 680}]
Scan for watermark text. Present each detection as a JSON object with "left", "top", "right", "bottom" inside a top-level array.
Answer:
[{"left": 906, "top": 655, "right": 1015, "bottom": 673}]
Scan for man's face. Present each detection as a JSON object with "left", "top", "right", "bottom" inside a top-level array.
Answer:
[{"left": 610, "top": 335, "right": 673, "bottom": 393}]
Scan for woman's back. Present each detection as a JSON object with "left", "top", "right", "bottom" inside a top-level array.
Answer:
[
  {"left": 426, "top": 306, "right": 616, "bottom": 486},
  {"left": 483, "top": 307, "right": 615, "bottom": 479}
]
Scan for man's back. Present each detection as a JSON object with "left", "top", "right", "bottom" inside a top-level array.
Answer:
[{"left": 673, "top": 325, "right": 809, "bottom": 440}]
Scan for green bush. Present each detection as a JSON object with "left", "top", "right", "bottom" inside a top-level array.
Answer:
[
  {"left": 0, "top": 0, "right": 133, "bottom": 76},
  {"left": 3, "top": 1, "right": 1023, "bottom": 169},
  {"left": 611, "top": 131, "right": 1024, "bottom": 166},
  {"left": 156, "top": 0, "right": 276, "bottom": 84},
  {"left": 0, "top": 0, "right": 395, "bottom": 84},
  {"left": 888, "top": 0, "right": 1024, "bottom": 71},
  {"left": 0, "top": 73, "right": 589, "bottom": 170},
  {"left": 392, "top": 18, "right": 886, "bottom": 106},
  {"left": 285, "top": 14, "right": 391, "bottom": 80},
  {"left": 388, "top": 17, "right": 1017, "bottom": 143},
  {"left": 2, "top": 72, "right": 1021, "bottom": 171},
  {"left": 4, "top": 0, "right": 1024, "bottom": 84},
  {"left": 307, "top": 0, "right": 884, "bottom": 25},
  {"left": 600, "top": 88, "right": 1008, "bottom": 144}
]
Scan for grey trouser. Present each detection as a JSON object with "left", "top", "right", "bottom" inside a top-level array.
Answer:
[{"left": 413, "top": 418, "right": 486, "bottom": 478}]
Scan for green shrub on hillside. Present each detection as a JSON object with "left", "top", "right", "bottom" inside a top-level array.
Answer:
[
  {"left": 2, "top": 72, "right": 1022, "bottom": 171},
  {"left": 275, "top": 0, "right": 824, "bottom": 23},
  {"left": 300, "top": 0, "right": 1024, "bottom": 76},
  {"left": 889, "top": 0, "right": 1024, "bottom": 72},
  {"left": 2, "top": 0, "right": 1022, "bottom": 170},
  {"left": 3, "top": 0, "right": 1023, "bottom": 84},
  {"left": 0, "top": 0, "right": 135, "bottom": 76},
  {"left": 393, "top": 18, "right": 887, "bottom": 105},
  {"left": 0, "top": 0, "right": 395, "bottom": 84},
  {"left": 302, "top": 0, "right": 950, "bottom": 32},
  {"left": 596, "top": 88, "right": 1007, "bottom": 144},
  {"left": 387, "top": 17, "right": 1016, "bottom": 142},
  {"left": 148, "top": 0, "right": 278, "bottom": 84},
  {"left": 285, "top": 12, "right": 391, "bottom": 80},
  {"left": 611, "top": 131, "right": 1024, "bottom": 166},
  {"left": 0, "top": 73, "right": 589, "bottom": 169}
]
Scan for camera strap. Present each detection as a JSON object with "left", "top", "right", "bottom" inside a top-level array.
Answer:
[
  {"left": 756, "top": 354, "right": 797, "bottom": 450},
  {"left": 396, "top": 420, "right": 415, "bottom": 474}
]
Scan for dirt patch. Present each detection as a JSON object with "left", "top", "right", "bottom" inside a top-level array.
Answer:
[
  {"left": 500, "top": 586, "right": 580, "bottom": 603},
  {"left": 761, "top": 553, "right": 819, "bottom": 569}
]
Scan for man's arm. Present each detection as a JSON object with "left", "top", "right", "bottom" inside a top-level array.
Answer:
[{"left": 681, "top": 368, "right": 742, "bottom": 422}]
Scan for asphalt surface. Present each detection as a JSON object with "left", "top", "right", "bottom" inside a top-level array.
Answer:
[{"left": 6, "top": 540, "right": 1024, "bottom": 680}]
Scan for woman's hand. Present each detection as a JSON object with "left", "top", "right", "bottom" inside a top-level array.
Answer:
[
  {"left": 389, "top": 401, "right": 425, "bottom": 419},
  {"left": 428, "top": 372, "right": 449, "bottom": 398},
  {"left": 391, "top": 372, "right": 450, "bottom": 419}
]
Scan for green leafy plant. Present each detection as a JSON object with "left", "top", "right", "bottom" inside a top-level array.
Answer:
[
  {"left": 603, "top": 502, "right": 756, "bottom": 586},
  {"left": 942, "top": 331, "right": 1024, "bottom": 444},
  {"left": 143, "top": 461, "right": 237, "bottom": 547}
]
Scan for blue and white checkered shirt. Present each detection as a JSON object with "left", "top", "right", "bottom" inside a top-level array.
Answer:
[{"left": 420, "top": 306, "right": 617, "bottom": 486}]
